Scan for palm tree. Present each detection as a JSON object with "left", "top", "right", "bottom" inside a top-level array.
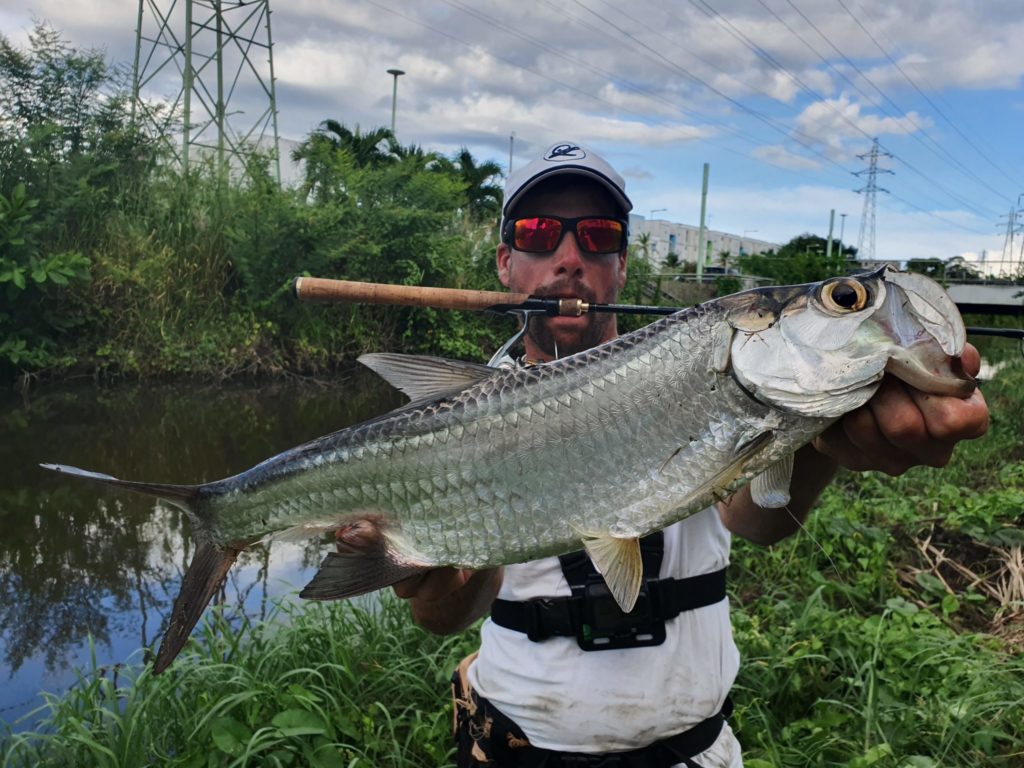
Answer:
[
  {"left": 388, "top": 139, "right": 439, "bottom": 173},
  {"left": 446, "top": 147, "right": 503, "bottom": 221},
  {"left": 291, "top": 121, "right": 400, "bottom": 199}
]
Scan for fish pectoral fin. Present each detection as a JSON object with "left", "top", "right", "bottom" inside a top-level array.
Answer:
[
  {"left": 750, "top": 453, "right": 794, "bottom": 508},
  {"left": 582, "top": 535, "right": 643, "bottom": 613},
  {"left": 358, "top": 353, "right": 498, "bottom": 402},
  {"left": 299, "top": 550, "right": 429, "bottom": 601},
  {"left": 154, "top": 541, "right": 240, "bottom": 674}
]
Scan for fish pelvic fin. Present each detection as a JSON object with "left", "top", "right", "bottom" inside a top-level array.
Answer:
[
  {"left": 299, "top": 550, "right": 429, "bottom": 601},
  {"left": 299, "top": 518, "right": 431, "bottom": 600},
  {"left": 154, "top": 542, "right": 240, "bottom": 674},
  {"left": 582, "top": 535, "right": 643, "bottom": 613},
  {"left": 39, "top": 463, "right": 201, "bottom": 513},
  {"left": 750, "top": 452, "right": 794, "bottom": 508}
]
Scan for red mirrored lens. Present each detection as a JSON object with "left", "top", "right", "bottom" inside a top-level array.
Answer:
[
  {"left": 512, "top": 217, "right": 624, "bottom": 253},
  {"left": 513, "top": 218, "right": 563, "bottom": 252},
  {"left": 577, "top": 219, "right": 624, "bottom": 253}
]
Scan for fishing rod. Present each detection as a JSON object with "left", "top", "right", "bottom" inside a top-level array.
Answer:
[{"left": 292, "top": 277, "right": 1024, "bottom": 340}]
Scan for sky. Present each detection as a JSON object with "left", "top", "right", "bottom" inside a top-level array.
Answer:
[{"left": 3, "top": 0, "right": 1024, "bottom": 266}]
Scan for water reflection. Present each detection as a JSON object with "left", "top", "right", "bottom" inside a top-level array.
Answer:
[{"left": 0, "top": 367, "right": 402, "bottom": 728}]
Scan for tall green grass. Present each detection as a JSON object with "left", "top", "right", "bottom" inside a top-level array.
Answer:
[{"left": 2, "top": 599, "right": 477, "bottom": 767}]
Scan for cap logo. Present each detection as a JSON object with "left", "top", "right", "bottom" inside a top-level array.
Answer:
[{"left": 544, "top": 143, "right": 586, "bottom": 162}]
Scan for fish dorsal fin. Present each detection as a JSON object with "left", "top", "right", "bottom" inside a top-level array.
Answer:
[
  {"left": 582, "top": 535, "right": 643, "bottom": 613},
  {"left": 358, "top": 353, "right": 498, "bottom": 402},
  {"left": 750, "top": 453, "right": 794, "bottom": 508}
]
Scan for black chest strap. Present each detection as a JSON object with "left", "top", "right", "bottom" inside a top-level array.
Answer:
[{"left": 490, "top": 531, "right": 726, "bottom": 650}]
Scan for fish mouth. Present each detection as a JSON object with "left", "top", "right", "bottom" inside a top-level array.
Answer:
[{"left": 884, "top": 344, "right": 977, "bottom": 398}]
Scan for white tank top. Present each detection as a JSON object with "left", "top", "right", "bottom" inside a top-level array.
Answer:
[{"left": 468, "top": 505, "right": 738, "bottom": 753}]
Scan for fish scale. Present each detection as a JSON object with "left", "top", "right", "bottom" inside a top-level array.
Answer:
[{"left": 41, "top": 267, "right": 975, "bottom": 672}]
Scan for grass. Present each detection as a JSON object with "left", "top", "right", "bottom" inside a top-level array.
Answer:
[
  {"left": 2, "top": 599, "right": 477, "bottom": 767},
  {"left": 4, "top": 363, "right": 1023, "bottom": 767}
]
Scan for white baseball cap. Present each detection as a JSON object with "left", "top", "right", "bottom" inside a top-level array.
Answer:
[{"left": 501, "top": 141, "right": 633, "bottom": 236}]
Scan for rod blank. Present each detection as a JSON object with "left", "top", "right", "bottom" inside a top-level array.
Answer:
[{"left": 293, "top": 276, "right": 1023, "bottom": 339}]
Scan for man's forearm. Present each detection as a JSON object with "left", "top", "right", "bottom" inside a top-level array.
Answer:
[
  {"left": 407, "top": 567, "right": 504, "bottom": 635},
  {"left": 719, "top": 444, "right": 839, "bottom": 546}
]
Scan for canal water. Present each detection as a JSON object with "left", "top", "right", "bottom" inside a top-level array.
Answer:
[{"left": 0, "top": 367, "right": 402, "bottom": 731}]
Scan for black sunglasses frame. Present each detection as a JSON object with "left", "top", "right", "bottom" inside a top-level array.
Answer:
[{"left": 502, "top": 215, "right": 629, "bottom": 254}]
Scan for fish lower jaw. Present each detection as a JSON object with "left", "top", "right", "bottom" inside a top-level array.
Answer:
[{"left": 884, "top": 350, "right": 976, "bottom": 398}]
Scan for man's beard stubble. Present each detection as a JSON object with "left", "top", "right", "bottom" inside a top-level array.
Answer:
[
  {"left": 525, "top": 276, "right": 618, "bottom": 358},
  {"left": 526, "top": 311, "right": 615, "bottom": 359}
]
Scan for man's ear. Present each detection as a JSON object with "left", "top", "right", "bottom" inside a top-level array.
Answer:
[
  {"left": 496, "top": 243, "right": 512, "bottom": 288},
  {"left": 617, "top": 249, "right": 628, "bottom": 291}
]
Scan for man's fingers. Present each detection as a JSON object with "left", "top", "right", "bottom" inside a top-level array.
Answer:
[{"left": 813, "top": 343, "right": 989, "bottom": 477}]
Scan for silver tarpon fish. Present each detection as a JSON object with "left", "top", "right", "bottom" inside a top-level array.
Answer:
[{"left": 42, "top": 266, "right": 975, "bottom": 672}]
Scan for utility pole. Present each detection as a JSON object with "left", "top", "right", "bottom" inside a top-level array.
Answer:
[
  {"left": 508, "top": 132, "right": 515, "bottom": 174},
  {"left": 387, "top": 69, "right": 405, "bottom": 135},
  {"left": 839, "top": 213, "right": 847, "bottom": 256},
  {"left": 696, "top": 163, "right": 710, "bottom": 280},
  {"left": 854, "top": 138, "right": 893, "bottom": 263},
  {"left": 825, "top": 209, "right": 835, "bottom": 262}
]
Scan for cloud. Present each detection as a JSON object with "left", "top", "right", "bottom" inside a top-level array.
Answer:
[
  {"left": 751, "top": 144, "right": 822, "bottom": 171},
  {"left": 792, "top": 94, "right": 928, "bottom": 157}
]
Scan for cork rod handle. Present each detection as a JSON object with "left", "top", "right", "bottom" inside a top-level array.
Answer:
[{"left": 292, "top": 277, "right": 530, "bottom": 311}]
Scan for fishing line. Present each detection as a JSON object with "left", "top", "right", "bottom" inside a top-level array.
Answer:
[{"left": 786, "top": 503, "right": 842, "bottom": 579}]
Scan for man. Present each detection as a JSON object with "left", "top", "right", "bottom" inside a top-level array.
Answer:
[{"left": 392, "top": 141, "right": 989, "bottom": 766}]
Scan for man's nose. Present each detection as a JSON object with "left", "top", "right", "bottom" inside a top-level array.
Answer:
[{"left": 552, "top": 229, "right": 586, "bottom": 275}]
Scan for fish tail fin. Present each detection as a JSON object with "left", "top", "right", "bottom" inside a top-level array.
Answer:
[
  {"left": 40, "top": 462, "right": 232, "bottom": 674},
  {"left": 39, "top": 463, "right": 201, "bottom": 512},
  {"left": 153, "top": 541, "right": 240, "bottom": 674}
]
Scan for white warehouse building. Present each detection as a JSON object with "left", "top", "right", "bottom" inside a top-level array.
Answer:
[{"left": 628, "top": 214, "right": 780, "bottom": 271}]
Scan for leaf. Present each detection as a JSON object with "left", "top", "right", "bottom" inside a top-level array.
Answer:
[
  {"left": 271, "top": 708, "right": 329, "bottom": 737},
  {"left": 914, "top": 571, "right": 947, "bottom": 596},
  {"left": 941, "top": 594, "right": 960, "bottom": 616},
  {"left": 885, "top": 597, "right": 919, "bottom": 616},
  {"left": 210, "top": 716, "right": 251, "bottom": 756}
]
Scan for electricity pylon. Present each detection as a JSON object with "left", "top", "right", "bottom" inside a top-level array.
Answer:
[
  {"left": 131, "top": 0, "right": 281, "bottom": 182},
  {"left": 854, "top": 138, "right": 893, "bottom": 262}
]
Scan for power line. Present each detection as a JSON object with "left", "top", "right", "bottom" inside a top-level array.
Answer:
[
  {"left": 568, "top": 0, "right": 859, "bottom": 179},
  {"left": 838, "top": 0, "right": 1024, "bottom": 194},
  {"left": 833, "top": 0, "right": 1017, "bottom": 203}
]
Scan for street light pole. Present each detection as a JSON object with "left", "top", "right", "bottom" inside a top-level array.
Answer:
[
  {"left": 839, "top": 213, "right": 847, "bottom": 255},
  {"left": 387, "top": 68, "right": 405, "bottom": 134},
  {"left": 649, "top": 207, "right": 667, "bottom": 221}
]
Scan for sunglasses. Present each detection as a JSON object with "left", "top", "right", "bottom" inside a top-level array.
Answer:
[{"left": 504, "top": 216, "right": 628, "bottom": 255}]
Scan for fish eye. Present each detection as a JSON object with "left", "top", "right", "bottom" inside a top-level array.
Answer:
[{"left": 821, "top": 278, "right": 869, "bottom": 312}]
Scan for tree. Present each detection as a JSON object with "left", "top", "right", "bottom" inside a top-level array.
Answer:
[
  {"left": 0, "top": 24, "right": 155, "bottom": 373},
  {"left": 291, "top": 122, "right": 399, "bottom": 201},
  {"left": 906, "top": 258, "right": 946, "bottom": 279},
  {"left": 433, "top": 147, "right": 503, "bottom": 221},
  {"left": 632, "top": 231, "right": 652, "bottom": 262},
  {"left": 738, "top": 233, "right": 854, "bottom": 285}
]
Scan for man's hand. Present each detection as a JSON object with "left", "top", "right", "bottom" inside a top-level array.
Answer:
[
  {"left": 394, "top": 567, "right": 502, "bottom": 635},
  {"left": 812, "top": 343, "right": 989, "bottom": 475}
]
